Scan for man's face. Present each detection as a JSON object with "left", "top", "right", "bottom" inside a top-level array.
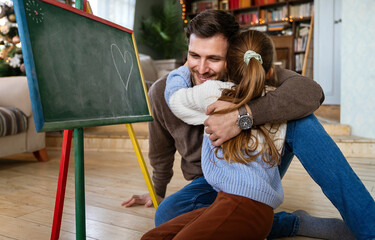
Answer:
[{"left": 187, "top": 33, "right": 228, "bottom": 85}]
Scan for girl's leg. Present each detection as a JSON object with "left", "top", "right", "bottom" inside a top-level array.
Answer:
[
  {"left": 174, "top": 192, "right": 274, "bottom": 240},
  {"left": 141, "top": 207, "right": 207, "bottom": 240},
  {"left": 155, "top": 176, "right": 217, "bottom": 226}
]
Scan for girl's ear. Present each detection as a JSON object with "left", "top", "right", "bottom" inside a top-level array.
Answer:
[{"left": 266, "top": 67, "right": 274, "bottom": 79}]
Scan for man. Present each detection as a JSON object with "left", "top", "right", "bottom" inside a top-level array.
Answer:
[{"left": 123, "top": 10, "right": 374, "bottom": 240}]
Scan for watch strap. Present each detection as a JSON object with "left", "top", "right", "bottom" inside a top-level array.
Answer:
[{"left": 238, "top": 105, "right": 248, "bottom": 116}]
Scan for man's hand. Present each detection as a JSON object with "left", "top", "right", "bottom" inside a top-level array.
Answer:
[
  {"left": 204, "top": 100, "right": 242, "bottom": 146},
  {"left": 121, "top": 193, "right": 163, "bottom": 208}
]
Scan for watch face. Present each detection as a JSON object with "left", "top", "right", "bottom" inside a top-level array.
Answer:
[{"left": 238, "top": 115, "right": 252, "bottom": 130}]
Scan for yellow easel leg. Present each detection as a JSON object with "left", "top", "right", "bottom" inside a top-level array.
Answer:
[{"left": 125, "top": 123, "right": 159, "bottom": 208}]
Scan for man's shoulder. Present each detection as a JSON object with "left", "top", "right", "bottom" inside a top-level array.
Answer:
[
  {"left": 148, "top": 75, "right": 168, "bottom": 100},
  {"left": 275, "top": 66, "right": 305, "bottom": 85},
  {"left": 275, "top": 66, "right": 298, "bottom": 78}
]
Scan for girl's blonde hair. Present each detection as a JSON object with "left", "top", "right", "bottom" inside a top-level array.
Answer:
[{"left": 214, "top": 30, "right": 280, "bottom": 166}]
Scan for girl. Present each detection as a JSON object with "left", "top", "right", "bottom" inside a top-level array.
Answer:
[{"left": 142, "top": 30, "right": 285, "bottom": 240}]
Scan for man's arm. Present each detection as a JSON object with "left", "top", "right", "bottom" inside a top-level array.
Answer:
[
  {"left": 122, "top": 79, "right": 176, "bottom": 207},
  {"left": 205, "top": 68, "right": 325, "bottom": 146},
  {"left": 248, "top": 67, "right": 324, "bottom": 124}
]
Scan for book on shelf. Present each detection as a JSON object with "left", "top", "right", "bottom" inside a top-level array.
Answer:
[
  {"left": 259, "top": 9, "right": 266, "bottom": 22},
  {"left": 254, "top": 0, "right": 285, "bottom": 5},
  {"left": 229, "top": 0, "right": 236, "bottom": 9},
  {"left": 294, "top": 25, "right": 310, "bottom": 51},
  {"left": 289, "top": 2, "right": 313, "bottom": 18},
  {"left": 295, "top": 53, "right": 305, "bottom": 72},
  {"left": 259, "top": 5, "right": 287, "bottom": 23},
  {"left": 294, "top": 36, "right": 308, "bottom": 51},
  {"left": 229, "top": 0, "right": 251, "bottom": 9},
  {"left": 268, "top": 21, "right": 291, "bottom": 31},
  {"left": 220, "top": 0, "right": 229, "bottom": 10},
  {"left": 246, "top": 25, "right": 268, "bottom": 32},
  {"left": 239, "top": 0, "right": 251, "bottom": 8},
  {"left": 299, "top": 26, "right": 309, "bottom": 36},
  {"left": 237, "top": 11, "right": 259, "bottom": 25},
  {"left": 191, "top": 0, "right": 219, "bottom": 14}
]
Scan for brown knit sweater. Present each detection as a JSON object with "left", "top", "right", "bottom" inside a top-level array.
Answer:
[{"left": 148, "top": 67, "right": 324, "bottom": 198}]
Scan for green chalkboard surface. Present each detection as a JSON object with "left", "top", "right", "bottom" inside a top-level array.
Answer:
[{"left": 14, "top": 0, "right": 153, "bottom": 132}]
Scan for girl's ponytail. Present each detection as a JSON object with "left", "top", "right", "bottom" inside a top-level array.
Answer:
[{"left": 213, "top": 30, "right": 280, "bottom": 166}]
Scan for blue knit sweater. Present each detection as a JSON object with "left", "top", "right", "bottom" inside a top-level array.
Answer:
[{"left": 165, "top": 66, "right": 285, "bottom": 208}]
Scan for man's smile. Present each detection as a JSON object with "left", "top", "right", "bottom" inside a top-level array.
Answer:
[{"left": 193, "top": 72, "right": 216, "bottom": 85}]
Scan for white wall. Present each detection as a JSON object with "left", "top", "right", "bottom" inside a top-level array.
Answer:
[
  {"left": 341, "top": 0, "right": 375, "bottom": 138},
  {"left": 314, "top": 0, "right": 341, "bottom": 105}
]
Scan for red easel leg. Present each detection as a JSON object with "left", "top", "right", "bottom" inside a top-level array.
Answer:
[{"left": 50, "top": 130, "right": 73, "bottom": 240}]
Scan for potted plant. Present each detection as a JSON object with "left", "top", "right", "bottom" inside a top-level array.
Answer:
[{"left": 139, "top": 0, "right": 187, "bottom": 70}]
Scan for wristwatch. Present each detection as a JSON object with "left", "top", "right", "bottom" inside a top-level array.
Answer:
[{"left": 236, "top": 105, "right": 253, "bottom": 130}]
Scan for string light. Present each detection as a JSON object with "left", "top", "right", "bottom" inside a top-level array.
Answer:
[{"left": 180, "top": 0, "right": 188, "bottom": 24}]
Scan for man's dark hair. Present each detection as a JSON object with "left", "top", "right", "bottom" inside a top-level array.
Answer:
[{"left": 185, "top": 10, "right": 240, "bottom": 45}]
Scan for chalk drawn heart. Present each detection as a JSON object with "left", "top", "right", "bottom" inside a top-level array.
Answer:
[{"left": 111, "top": 43, "right": 133, "bottom": 91}]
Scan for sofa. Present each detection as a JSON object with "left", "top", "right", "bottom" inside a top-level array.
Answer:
[
  {"left": 0, "top": 76, "right": 48, "bottom": 161},
  {"left": 138, "top": 53, "right": 176, "bottom": 89}
]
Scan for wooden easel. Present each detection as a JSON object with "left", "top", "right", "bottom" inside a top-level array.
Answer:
[
  {"left": 302, "top": 10, "right": 314, "bottom": 77},
  {"left": 50, "top": 125, "right": 158, "bottom": 239},
  {"left": 50, "top": 1, "right": 158, "bottom": 239}
]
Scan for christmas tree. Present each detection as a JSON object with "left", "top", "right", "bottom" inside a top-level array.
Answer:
[{"left": 0, "top": 1, "right": 24, "bottom": 76}]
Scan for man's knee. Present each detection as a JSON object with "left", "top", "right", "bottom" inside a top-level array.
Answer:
[
  {"left": 289, "top": 114, "right": 327, "bottom": 139},
  {"left": 293, "top": 114, "right": 319, "bottom": 129}
]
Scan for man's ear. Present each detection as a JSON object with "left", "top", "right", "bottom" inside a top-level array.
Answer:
[{"left": 266, "top": 67, "right": 274, "bottom": 79}]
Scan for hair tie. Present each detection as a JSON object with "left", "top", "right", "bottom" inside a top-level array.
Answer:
[{"left": 244, "top": 50, "right": 263, "bottom": 65}]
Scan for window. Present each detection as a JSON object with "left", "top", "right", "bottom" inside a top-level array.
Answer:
[{"left": 89, "top": 0, "right": 136, "bottom": 30}]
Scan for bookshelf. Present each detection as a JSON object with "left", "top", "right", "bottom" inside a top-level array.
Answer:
[{"left": 186, "top": 0, "right": 314, "bottom": 73}]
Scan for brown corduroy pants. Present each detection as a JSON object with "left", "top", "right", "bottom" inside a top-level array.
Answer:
[{"left": 141, "top": 191, "right": 273, "bottom": 240}]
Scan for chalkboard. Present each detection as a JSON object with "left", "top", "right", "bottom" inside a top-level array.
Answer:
[{"left": 13, "top": 0, "right": 153, "bottom": 132}]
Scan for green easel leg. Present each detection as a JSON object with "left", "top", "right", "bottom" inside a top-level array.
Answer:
[
  {"left": 74, "top": 128, "right": 86, "bottom": 239},
  {"left": 75, "top": 0, "right": 83, "bottom": 10},
  {"left": 73, "top": 2, "right": 85, "bottom": 239}
]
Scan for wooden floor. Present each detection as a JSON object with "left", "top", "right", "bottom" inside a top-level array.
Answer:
[{"left": 0, "top": 149, "right": 374, "bottom": 240}]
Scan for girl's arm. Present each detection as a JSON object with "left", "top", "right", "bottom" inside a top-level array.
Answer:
[{"left": 165, "top": 66, "right": 233, "bottom": 125}]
